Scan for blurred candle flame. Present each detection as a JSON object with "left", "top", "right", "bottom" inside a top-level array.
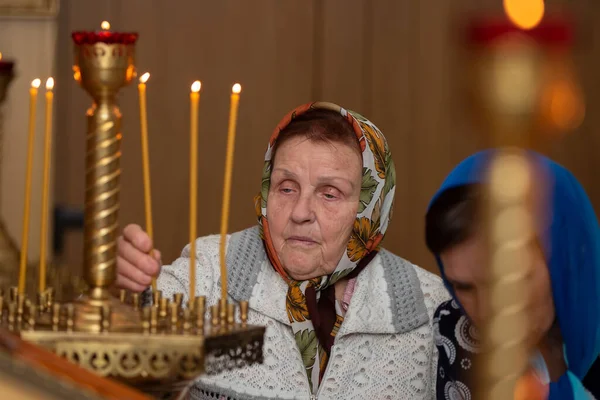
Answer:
[
  {"left": 191, "top": 80, "right": 201, "bottom": 93},
  {"left": 139, "top": 72, "right": 150, "bottom": 84},
  {"left": 504, "top": 0, "right": 545, "bottom": 30}
]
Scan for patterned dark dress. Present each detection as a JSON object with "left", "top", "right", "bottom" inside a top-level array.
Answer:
[
  {"left": 433, "top": 300, "right": 480, "bottom": 400},
  {"left": 433, "top": 300, "right": 600, "bottom": 400}
]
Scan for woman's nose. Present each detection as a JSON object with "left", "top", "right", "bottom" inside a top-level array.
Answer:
[{"left": 290, "top": 193, "right": 315, "bottom": 224}]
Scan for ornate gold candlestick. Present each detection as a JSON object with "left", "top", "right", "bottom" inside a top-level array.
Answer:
[
  {"left": 484, "top": 149, "right": 536, "bottom": 399},
  {"left": 466, "top": 13, "right": 578, "bottom": 399},
  {"left": 68, "top": 25, "right": 141, "bottom": 333},
  {"left": 0, "top": 23, "right": 265, "bottom": 398}
]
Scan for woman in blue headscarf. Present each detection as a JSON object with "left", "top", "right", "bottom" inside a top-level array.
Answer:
[{"left": 425, "top": 150, "right": 600, "bottom": 399}]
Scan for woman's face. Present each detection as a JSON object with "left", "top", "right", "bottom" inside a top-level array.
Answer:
[
  {"left": 267, "top": 136, "right": 362, "bottom": 281},
  {"left": 441, "top": 234, "right": 555, "bottom": 344}
]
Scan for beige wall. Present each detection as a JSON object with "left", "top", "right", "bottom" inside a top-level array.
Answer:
[
  {"left": 50, "top": 0, "right": 600, "bottom": 274},
  {"left": 0, "top": 15, "right": 57, "bottom": 260}
]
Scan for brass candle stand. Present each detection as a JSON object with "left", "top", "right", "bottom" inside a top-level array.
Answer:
[
  {"left": 0, "top": 29, "right": 264, "bottom": 398},
  {"left": 475, "top": 35, "right": 541, "bottom": 400},
  {"left": 483, "top": 150, "right": 535, "bottom": 400},
  {"left": 467, "top": 15, "right": 577, "bottom": 399}
]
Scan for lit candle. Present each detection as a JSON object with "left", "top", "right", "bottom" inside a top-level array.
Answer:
[
  {"left": 38, "top": 77, "right": 54, "bottom": 294},
  {"left": 101, "top": 20, "right": 111, "bottom": 31},
  {"left": 137, "top": 72, "right": 156, "bottom": 291},
  {"left": 219, "top": 83, "right": 242, "bottom": 301},
  {"left": 19, "top": 78, "right": 41, "bottom": 294},
  {"left": 189, "top": 80, "right": 201, "bottom": 305}
]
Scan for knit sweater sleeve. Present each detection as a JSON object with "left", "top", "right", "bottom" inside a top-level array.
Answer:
[{"left": 147, "top": 234, "right": 229, "bottom": 307}]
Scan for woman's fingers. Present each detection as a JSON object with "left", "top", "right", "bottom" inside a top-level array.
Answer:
[
  {"left": 123, "top": 224, "right": 153, "bottom": 253},
  {"left": 116, "top": 253, "right": 153, "bottom": 287},
  {"left": 115, "top": 271, "right": 148, "bottom": 293},
  {"left": 116, "top": 224, "right": 163, "bottom": 292},
  {"left": 117, "top": 235, "right": 160, "bottom": 277}
]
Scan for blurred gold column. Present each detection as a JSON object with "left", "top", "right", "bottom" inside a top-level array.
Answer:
[{"left": 465, "top": 12, "right": 581, "bottom": 399}]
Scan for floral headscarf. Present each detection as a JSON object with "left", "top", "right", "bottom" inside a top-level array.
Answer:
[{"left": 254, "top": 102, "right": 396, "bottom": 393}]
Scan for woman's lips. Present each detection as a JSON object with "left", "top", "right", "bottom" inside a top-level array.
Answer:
[{"left": 286, "top": 236, "right": 318, "bottom": 247}]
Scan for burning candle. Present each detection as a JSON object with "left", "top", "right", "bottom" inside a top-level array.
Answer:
[
  {"left": 19, "top": 78, "right": 41, "bottom": 294},
  {"left": 219, "top": 83, "right": 242, "bottom": 301},
  {"left": 137, "top": 72, "right": 156, "bottom": 291},
  {"left": 189, "top": 80, "right": 201, "bottom": 305},
  {"left": 39, "top": 77, "right": 54, "bottom": 293}
]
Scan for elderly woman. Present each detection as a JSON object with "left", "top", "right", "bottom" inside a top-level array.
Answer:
[
  {"left": 426, "top": 151, "right": 600, "bottom": 400},
  {"left": 116, "top": 102, "right": 450, "bottom": 399}
]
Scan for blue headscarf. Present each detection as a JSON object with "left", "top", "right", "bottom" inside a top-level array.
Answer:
[{"left": 428, "top": 149, "right": 600, "bottom": 399}]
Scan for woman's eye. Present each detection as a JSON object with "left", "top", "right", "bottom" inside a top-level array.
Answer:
[{"left": 322, "top": 188, "right": 340, "bottom": 200}]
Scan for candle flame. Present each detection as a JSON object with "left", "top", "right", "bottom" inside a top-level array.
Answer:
[
  {"left": 0, "top": 52, "right": 2, "bottom": 61},
  {"left": 31, "top": 79, "right": 41, "bottom": 89},
  {"left": 45, "top": 77, "right": 54, "bottom": 91},
  {"left": 503, "top": 0, "right": 544, "bottom": 30},
  {"left": 139, "top": 72, "right": 150, "bottom": 84},
  {"left": 101, "top": 20, "right": 111, "bottom": 30},
  {"left": 191, "top": 80, "right": 201, "bottom": 93},
  {"left": 232, "top": 83, "right": 242, "bottom": 94}
]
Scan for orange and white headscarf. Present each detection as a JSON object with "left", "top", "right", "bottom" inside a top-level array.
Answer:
[{"left": 254, "top": 102, "right": 396, "bottom": 393}]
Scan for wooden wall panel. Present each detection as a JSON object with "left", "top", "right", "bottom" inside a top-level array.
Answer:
[
  {"left": 552, "top": 0, "right": 600, "bottom": 204},
  {"left": 317, "top": 0, "right": 367, "bottom": 111},
  {"left": 53, "top": 0, "right": 600, "bottom": 274},
  {"left": 400, "top": 1, "right": 478, "bottom": 269},
  {"left": 368, "top": 1, "right": 418, "bottom": 263}
]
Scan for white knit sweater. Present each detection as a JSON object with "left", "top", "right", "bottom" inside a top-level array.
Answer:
[{"left": 155, "top": 227, "right": 450, "bottom": 400}]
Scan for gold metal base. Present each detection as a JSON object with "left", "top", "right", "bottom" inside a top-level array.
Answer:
[
  {"left": 3, "top": 287, "right": 265, "bottom": 395},
  {"left": 72, "top": 294, "right": 142, "bottom": 333},
  {"left": 20, "top": 331, "right": 205, "bottom": 385}
]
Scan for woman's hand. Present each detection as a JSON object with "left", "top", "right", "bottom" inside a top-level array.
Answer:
[{"left": 116, "top": 224, "right": 161, "bottom": 292}]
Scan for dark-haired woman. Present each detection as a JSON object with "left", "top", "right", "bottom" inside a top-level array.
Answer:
[{"left": 426, "top": 150, "right": 600, "bottom": 399}]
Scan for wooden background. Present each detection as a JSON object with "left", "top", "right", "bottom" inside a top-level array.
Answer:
[{"left": 53, "top": 0, "right": 600, "bottom": 273}]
